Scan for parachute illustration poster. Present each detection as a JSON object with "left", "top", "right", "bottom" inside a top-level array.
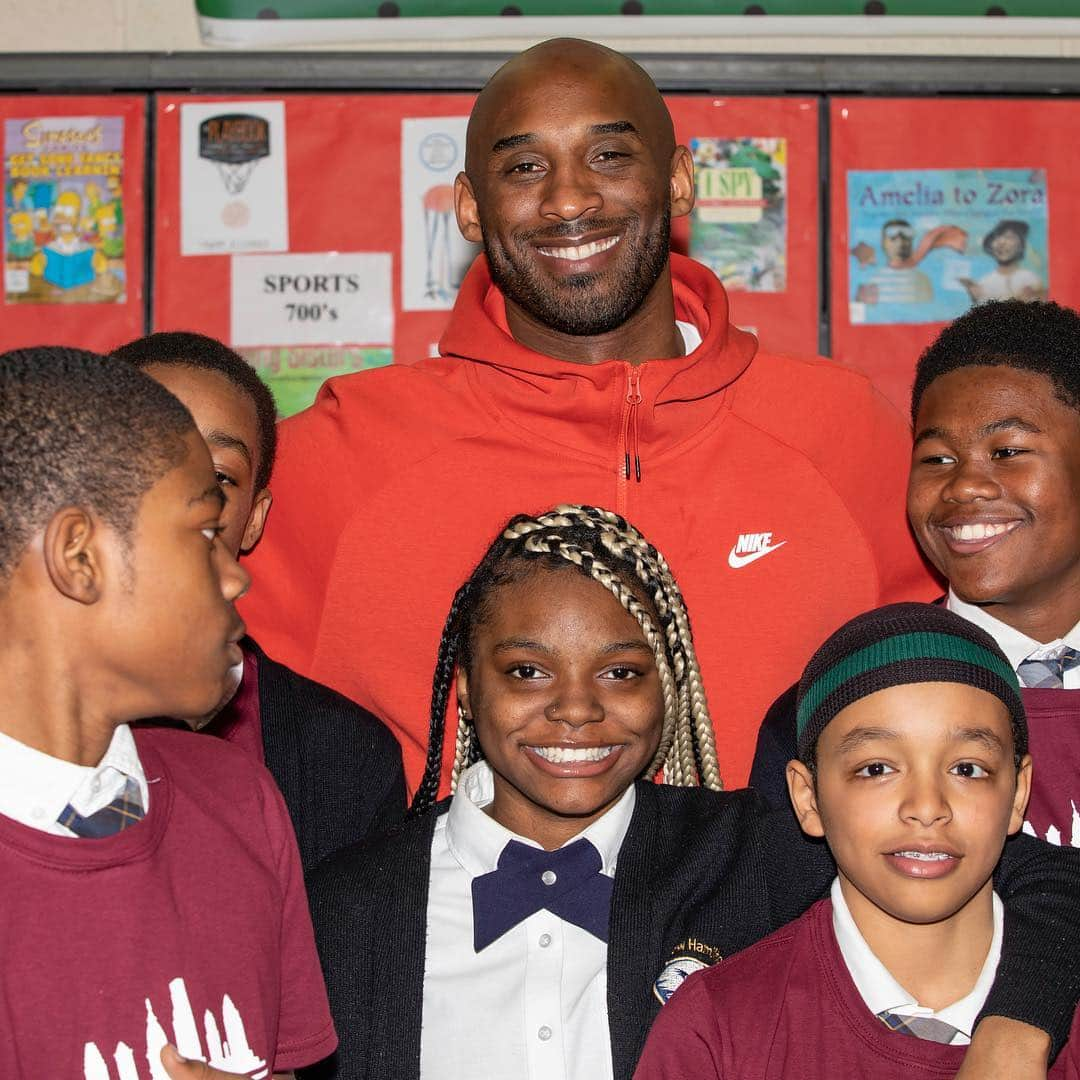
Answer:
[
  {"left": 831, "top": 98, "right": 1080, "bottom": 415},
  {"left": 400, "top": 116, "right": 479, "bottom": 311},
  {"left": 0, "top": 94, "right": 145, "bottom": 352}
]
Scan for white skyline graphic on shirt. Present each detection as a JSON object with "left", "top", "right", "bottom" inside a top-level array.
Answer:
[
  {"left": 1023, "top": 801, "right": 1080, "bottom": 848},
  {"left": 82, "top": 976, "right": 268, "bottom": 1080}
]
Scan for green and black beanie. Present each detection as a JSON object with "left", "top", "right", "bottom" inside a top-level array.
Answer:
[{"left": 795, "top": 602, "right": 1026, "bottom": 763}]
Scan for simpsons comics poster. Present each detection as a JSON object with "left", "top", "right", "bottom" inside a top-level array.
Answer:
[{"left": 4, "top": 115, "right": 126, "bottom": 305}]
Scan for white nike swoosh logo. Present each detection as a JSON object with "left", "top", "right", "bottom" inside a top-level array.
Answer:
[{"left": 727, "top": 540, "right": 787, "bottom": 569}]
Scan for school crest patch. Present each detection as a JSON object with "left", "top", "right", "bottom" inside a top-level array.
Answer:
[
  {"left": 653, "top": 956, "right": 708, "bottom": 1004},
  {"left": 653, "top": 936, "right": 723, "bottom": 1004}
]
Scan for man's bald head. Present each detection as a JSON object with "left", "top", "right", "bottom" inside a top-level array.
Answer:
[
  {"left": 453, "top": 38, "right": 695, "bottom": 352},
  {"left": 465, "top": 39, "right": 675, "bottom": 178}
]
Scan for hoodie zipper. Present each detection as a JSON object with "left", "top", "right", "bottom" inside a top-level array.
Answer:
[{"left": 619, "top": 365, "right": 644, "bottom": 498}]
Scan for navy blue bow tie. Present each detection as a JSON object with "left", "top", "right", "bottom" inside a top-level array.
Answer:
[{"left": 471, "top": 837, "right": 614, "bottom": 952}]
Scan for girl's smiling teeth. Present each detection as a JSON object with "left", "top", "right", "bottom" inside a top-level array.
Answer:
[
  {"left": 943, "top": 521, "right": 1020, "bottom": 542},
  {"left": 528, "top": 745, "right": 617, "bottom": 763},
  {"left": 537, "top": 236, "right": 620, "bottom": 261}
]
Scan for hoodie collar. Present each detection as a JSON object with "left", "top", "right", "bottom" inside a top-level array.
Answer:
[{"left": 438, "top": 252, "right": 758, "bottom": 457}]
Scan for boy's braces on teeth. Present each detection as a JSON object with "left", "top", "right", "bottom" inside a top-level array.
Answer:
[
  {"left": 893, "top": 851, "right": 954, "bottom": 861},
  {"left": 530, "top": 745, "right": 616, "bottom": 763}
]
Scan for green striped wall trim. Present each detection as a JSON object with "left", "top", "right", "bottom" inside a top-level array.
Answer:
[{"left": 196, "top": 0, "right": 1075, "bottom": 18}]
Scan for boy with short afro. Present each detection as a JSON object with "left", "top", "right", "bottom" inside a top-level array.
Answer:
[
  {"left": 907, "top": 299, "right": 1080, "bottom": 848},
  {"left": 753, "top": 300, "right": 1080, "bottom": 851},
  {"left": 112, "top": 331, "right": 406, "bottom": 870},
  {"left": 636, "top": 603, "right": 1080, "bottom": 1078},
  {"left": 0, "top": 346, "right": 336, "bottom": 1077}
]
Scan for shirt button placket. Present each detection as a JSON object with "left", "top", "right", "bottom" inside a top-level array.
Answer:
[{"left": 524, "top": 915, "right": 564, "bottom": 1078}]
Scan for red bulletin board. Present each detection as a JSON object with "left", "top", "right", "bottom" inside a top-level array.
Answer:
[
  {"left": 153, "top": 92, "right": 477, "bottom": 410},
  {"left": 830, "top": 98, "right": 1080, "bottom": 416},
  {"left": 154, "top": 92, "right": 820, "bottom": 415},
  {"left": 668, "top": 96, "right": 820, "bottom": 360},
  {"left": 1, "top": 95, "right": 146, "bottom": 352}
]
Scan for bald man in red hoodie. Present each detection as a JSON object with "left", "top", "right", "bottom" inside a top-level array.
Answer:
[{"left": 243, "top": 39, "right": 937, "bottom": 795}]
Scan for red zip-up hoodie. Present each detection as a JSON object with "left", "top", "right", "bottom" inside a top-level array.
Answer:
[{"left": 243, "top": 254, "right": 938, "bottom": 792}]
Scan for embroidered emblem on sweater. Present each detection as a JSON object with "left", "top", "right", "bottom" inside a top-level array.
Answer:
[
  {"left": 653, "top": 936, "right": 723, "bottom": 1003},
  {"left": 653, "top": 957, "right": 708, "bottom": 1003}
]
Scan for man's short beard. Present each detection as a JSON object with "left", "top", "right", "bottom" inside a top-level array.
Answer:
[{"left": 484, "top": 208, "right": 672, "bottom": 338}]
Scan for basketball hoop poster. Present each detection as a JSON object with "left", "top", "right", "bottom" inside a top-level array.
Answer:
[
  {"left": 401, "top": 117, "right": 480, "bottom": 311},
  {"left": 180, "top": 100, "right": 288, "bottom": 255},
  {"left": 831, "top": 98, "right": 1080, "bottom": 414},
  {"left": 0, "top": 94, "right": 144, "bottom": 352}
]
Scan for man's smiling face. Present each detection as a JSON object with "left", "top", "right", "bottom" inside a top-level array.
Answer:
[{"left": 455, "top": 42, "right": 693, "bottom": 340}]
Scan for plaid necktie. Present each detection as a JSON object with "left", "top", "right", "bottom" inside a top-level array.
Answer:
[
  {"left": 57, "top": 776, "right": 144, "bottom": 838},
  {"left": 1017, "top": 647, "right": 1080, "bottom": 689},
  {"left": 877, "top": 1010, "right": 962, "bottom": 1044}
]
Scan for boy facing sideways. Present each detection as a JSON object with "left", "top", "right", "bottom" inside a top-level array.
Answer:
[
  {"left": 636, "top": 603, "right": 1080, "bottom": 1079},
  {"left": 0, "top": 347, "right": 336, "bottom": 1077},
  {"left": 112, "top": 331, "right": 406, "bottom": 870}
]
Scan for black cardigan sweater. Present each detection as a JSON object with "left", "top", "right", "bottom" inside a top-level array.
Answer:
[
  {"left": 224, "top": 638, "right": 406, "bottom": 872},
  {"left": 301, "top": 780, "right": 1080, "bottom": 1079}
]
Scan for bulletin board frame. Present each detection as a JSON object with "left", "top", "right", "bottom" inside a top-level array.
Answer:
[{"left": 1, "top": 50, "right": 1080, "bottom": 399}]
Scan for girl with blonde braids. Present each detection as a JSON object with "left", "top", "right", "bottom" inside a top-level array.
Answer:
[
  {"left": 304, "top": 506, "right": 1074, "bottom": 1080},
  {"left": 411, "top": 503, "right": 722, "bottom": 812}
]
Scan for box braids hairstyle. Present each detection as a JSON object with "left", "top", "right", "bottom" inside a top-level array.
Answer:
[{"left": 410, "top": 505, "right": 722, "bottom": 813}]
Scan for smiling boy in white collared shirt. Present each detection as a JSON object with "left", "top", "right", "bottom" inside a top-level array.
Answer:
[
  {"left": 907, "top": 299, "right": 1080, "bottom": 847},
  {"left": 637, "top": 603, "right": 1080, "bottom": 1078}
]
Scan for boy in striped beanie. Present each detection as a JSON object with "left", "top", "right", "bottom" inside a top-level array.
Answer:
[{"left": 636, "top": 602, "right": 1080, "bottom": 1078}]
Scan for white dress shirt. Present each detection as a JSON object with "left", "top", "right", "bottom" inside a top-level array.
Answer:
[
  {"left": 831, "top": 878, "right": 1003, "bottom": 1046},
  {"left": 947, "top": 590, "right": 1080, "bottom": 689},
  {"left": 0, "top": 724, "right": 149, "bottom": 837},
  {"left": 420, "top": 761, "right": 635, "bottom": 1080}
]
